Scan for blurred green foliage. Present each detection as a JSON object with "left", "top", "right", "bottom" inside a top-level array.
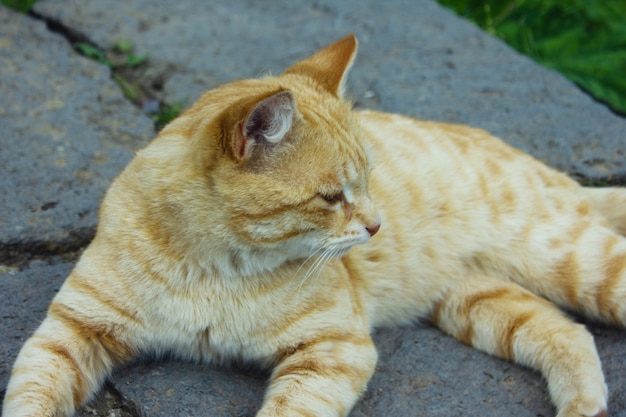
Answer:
[
  {"left": 438, "top": 0, "right": 626, "bottom": 115},
  {"left": 75, "top": 43, "right": 112, "bottom": 67},
  {"left": 153, "top": 101, "right": 185, "bottom": 131},
  {"left": 75, "top": 41, "right": 148, "bottom": 69},
  {"left": 1, "top": 0, "right": 37, "bottom": 13}
]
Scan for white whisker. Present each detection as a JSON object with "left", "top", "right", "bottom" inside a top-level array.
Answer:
[
  {"left": 297, "top": 246, "right": 330, "bottom": 288},
  {"left": 298, "top": 251, "right": 328, "bottom": 289},
  {"left": 293, "top": 240, "right": 352, "bottom": 302},
  {"left": 293, "top": 244, "right": 326, "bottom": 279}
]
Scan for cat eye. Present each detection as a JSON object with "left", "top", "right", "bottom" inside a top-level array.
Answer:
[{"left": 320, "top": 192, "right": 344, "bottom": 205}]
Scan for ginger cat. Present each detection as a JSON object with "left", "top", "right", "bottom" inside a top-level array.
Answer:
[{"left": 4, "top": 34, "right": 626, "bottom": 417}]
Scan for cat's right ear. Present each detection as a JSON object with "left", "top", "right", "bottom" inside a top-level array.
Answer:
[
  {"left": 227, "top": 90, "right": 297, "bottom": 162},
  {"left": 283, "top": 34, "right": 358, "bottom": 98}
]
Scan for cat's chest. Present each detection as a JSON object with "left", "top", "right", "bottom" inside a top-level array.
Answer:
[
  {"left": 139, "top": 269, "right": 354, "bottom": 363},
  {"left": 141, "top": 281, "right": 278, "bottom": 360}
]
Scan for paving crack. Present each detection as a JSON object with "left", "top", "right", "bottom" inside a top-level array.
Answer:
[
  {"left": 0, "top": 227, "right": 95, "bottom": 269},
  {"left": 28, "top": 8, "right": 97, "bottom": 48},
  {"left": 27, "top": 8, "right": 183, "bottom": 131},
  {"left": 0, "top": 9, "right": 187, "bottom": 270}
]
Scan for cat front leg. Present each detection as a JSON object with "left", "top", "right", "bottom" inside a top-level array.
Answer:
[
  {"left": 431, "top": 275, "right": 608, "bottom": 417},
  {"left": 258, "top": 332, "right": 378, "bottom": 417},
  {"left": 3, "top": 294, "right": 137, "bottom": 417}
]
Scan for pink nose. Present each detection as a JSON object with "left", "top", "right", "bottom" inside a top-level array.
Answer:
[{"left": 366, "top": 222, "right": 381, "bottom": 237}]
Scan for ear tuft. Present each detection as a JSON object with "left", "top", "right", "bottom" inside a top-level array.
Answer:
[
  {"left": 245, "top": 91, "right": 295, "bottom": 144},
  {"left": 283, "top": 33, "right": 358, "bottom": 98}
]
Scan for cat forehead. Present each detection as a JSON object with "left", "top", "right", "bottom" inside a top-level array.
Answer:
[
  {"left": 329, "top": 146, "right": 372, "bottom": 191},
  {"left": 287, "top": 136, "right": 370, "bottom": 198},
  {"left": 341, "top": 159, "right": 362, "bottom": 183},
  {"left": 335, "top": 127, "right": 373, "bottom": 180},
  {"left": 312, "top": 109, "right": 370, "bottom": 163}
]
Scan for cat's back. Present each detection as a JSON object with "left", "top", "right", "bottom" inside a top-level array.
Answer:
[
  {"left": 356, "top": 109, "right": 581, "bottom": 237},
  {"left": 351, "top": 110, "right": 596, "bottom": 326},
  {"left": 357, "top": 108, "right": 583, "bottom": 230},
  {"left": 357, "top": 109, "right": 570, "bottom": 186}
]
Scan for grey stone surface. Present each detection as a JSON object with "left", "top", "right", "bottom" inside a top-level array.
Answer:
[
  {"left": 116, "top": 362, "right": 266, "bottom": 417},
  {"left": 0, "top": 263, "right": 70, "bottom": 391},
  {"left": 0, "top": 6, "right": 153, "bottom": 262},
  {"left": 33, "top": 0, "right": 626, "bottom": 181},
  {"left": 1, "top": 0, "right": 626, "bottom": 417}
]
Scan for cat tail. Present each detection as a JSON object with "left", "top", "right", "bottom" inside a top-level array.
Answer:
[
  {"left": 2, "top": 271, "right": 139, "bottom": 417},
  {"left": 585, "top": 187, "right": 626, "bottom": 236},
  {"left": 431, "top": 275, "right": 608, "bottom": 417}
]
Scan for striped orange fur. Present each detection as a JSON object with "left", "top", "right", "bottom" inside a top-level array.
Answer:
[{"left": 4, "top": 34, "right": 625, "bottom": 417}]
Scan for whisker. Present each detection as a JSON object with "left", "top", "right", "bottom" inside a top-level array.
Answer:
[
  {"left": 293, "top": 244, "right": 326, "bottom": 279},
  {"left": 297, "top": 246, "right": 334, "bottom": 290},
  {"left": 300, "top": 246, "right": 341, "bottom": 289},
  {"left": 310, "top": 248, "right": 336, "bottom": 283},
  {"left": 298, "top": 251, "right": 328, "bottom": 289}
]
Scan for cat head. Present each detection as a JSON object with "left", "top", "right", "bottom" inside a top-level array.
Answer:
[{"left": 150, "top": 35, "right": 380, "bottom": 273}]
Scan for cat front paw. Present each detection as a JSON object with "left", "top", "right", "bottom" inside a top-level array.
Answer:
[{"left": 556, "top": 399, "right": 608, "bottom": 417}]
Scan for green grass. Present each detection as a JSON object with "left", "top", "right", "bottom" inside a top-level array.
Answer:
[
  {"left": 437, "top": 0, "right": 626, "bottom": 115},
  {"left": 75, "top": 41, "right": 148, "bottom": 69},
  {"left": 153, "top": 101, "right": 185, "bottom": 131},
  {"left": 74, "top": 41, "right": 149, "bottom": 103},
  {"left": 74, "top": 40, "right": 182, "bottom": 130},
  {"left": 1, "top": 0, "right": 37, "bottom": 12}
]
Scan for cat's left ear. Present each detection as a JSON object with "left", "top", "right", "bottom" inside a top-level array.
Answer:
[
  {"left": 230, "top": 90, "right": 296, "bottom": 162},
  {"left": 283, "top": 34, "right": 358, "bottom": 98}
]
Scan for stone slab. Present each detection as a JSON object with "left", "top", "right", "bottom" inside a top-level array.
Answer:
[
  {"left": 0, "top": 263, "right": 71, "bottom": 391},
  {"left": 0, "top": 5, "right": 153, "bottom": 263},
  {"left": 33, "top": 0, "right": 626, "bottom": 181}
]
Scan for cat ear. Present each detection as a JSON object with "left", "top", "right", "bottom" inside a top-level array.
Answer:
[
  {"left": 283, "top": 33, "right": 358, "bottom": 98},
  {"left": 232, "top": 90, "right": 296, "bottom": 161}
]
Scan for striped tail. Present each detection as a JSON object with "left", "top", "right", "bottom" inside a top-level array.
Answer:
[{"left": 585, "top": 187, "right": 626, "bottom": 236}]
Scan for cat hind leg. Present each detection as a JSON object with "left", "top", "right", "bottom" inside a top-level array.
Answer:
[
  {"left": 430, "top": 276, "right": 607, "bottom": 417},
  {"left": 585, "top": 187, "right": 626, "bottom": 236},
  {"left": 539, "top": 223, "right": 626, "bottom": 326}
]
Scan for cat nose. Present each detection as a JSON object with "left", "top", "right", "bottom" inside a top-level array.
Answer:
[{"left": 365, "top": 221, "right": 381, "bottom": 237}]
